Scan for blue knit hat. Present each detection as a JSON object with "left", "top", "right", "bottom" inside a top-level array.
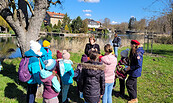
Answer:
[{"left": 44, "top": 59, "right": 56, "bottom": 71}]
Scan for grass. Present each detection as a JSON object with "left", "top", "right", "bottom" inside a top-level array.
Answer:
[{"left": 0, "top": 43, "right": 173, "bottom": 103}]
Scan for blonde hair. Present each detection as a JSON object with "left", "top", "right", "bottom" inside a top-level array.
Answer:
[{"left": 104, "top": 44, "right": 113, "bottom": 53}]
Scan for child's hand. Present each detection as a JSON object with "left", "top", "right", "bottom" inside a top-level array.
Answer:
[{"left": 125, "top": 66, "right": 130, "bottom": 71}]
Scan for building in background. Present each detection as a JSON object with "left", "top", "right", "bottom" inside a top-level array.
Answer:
[
  {"left": 87, "top": 19, "right": 102, "bottom": 29},
  {"left": 44, "top": 11, "right": 65, "bottom": 26}
]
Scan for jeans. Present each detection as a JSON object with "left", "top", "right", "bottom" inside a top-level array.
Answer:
[
  {"left": 62, "top": 84, "right": 70, "bottom": 102},
  {"left": 114, "top": 47, "right": 118, "bottom": 57},
  {"left": 27, "top": 84, "right": 37, "bottom": 103},
  {"left": 102, "top": 83, "right": 114, "bottom": 103}
]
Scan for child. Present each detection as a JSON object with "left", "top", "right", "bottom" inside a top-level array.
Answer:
[
  {"left": 79, "top": 52, "right": 105, "bottom": 103},
  {"left": 59, "top": 50, "right": 74, "bottom": 103},
  {"left": 40, "top": 59, "right": 61, "bottom": 103},
  {"left": 114, "top": 49, "right": 129, "bottom": 97},
  {"left": 41, "top": 40, "right": 52, "bottom": 61}
]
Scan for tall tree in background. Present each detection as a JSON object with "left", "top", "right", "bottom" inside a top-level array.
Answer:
[
  {"left": 0, "top": 0, "right": 62, "bottom": 56},
  {"left": 71, "top": 16, "right": 82, "bottom": 33},
  {"left": 82, "top": 19, "right": 88, "bottom": 34},
  {"left": 62, "top": 13, "right": 71, "bottom": 28},
  {"left": 103, "top": 18, "right": 110, "bottom": 28},
  {"left": 128, "top": 16, "right": 136, "bottom": 30},
  {"left": 57, "top": 20, "right": 62, "bottom": 29}
]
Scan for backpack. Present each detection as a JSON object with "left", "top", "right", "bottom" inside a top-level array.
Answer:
[{"left": 18, "top": 57, "right": 32, "bottom": 82}]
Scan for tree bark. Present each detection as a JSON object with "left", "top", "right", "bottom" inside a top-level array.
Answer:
[{"left": 0, "top": 0, "right": 48, "bottom": 57}]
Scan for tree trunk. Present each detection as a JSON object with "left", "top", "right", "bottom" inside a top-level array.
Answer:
[{"left": 0, "top": 0, "right": 48, "bottom": 57}]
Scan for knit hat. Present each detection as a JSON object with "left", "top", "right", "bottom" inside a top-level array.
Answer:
[
  {"left": 56, "top": 50, "right": 62, "bottom": 59},
  {"left": 44, "top": 59, "right": 56, "bottom": 71},
  {"left": 43, "top": 40, "right": 50, "bottom": 47},
  {"left": 121, "top": 49, "right": 129, "bottom": 57},
  {"left": 62, "top": 50, "right": 70, "bottom": 60},
  {"left": 131, "top": 40, "right": 140, "bottom": 46},
  {"left": 30, "top": 40, "right": 41, "bottom": 52}
]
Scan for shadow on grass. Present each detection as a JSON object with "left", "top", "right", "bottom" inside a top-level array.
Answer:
[
  {"left": 145, "top": 49, "right": 173, "bottom": 57},
  {"left": 112, "top": 90, "right": 129, "bottom": 100},
  {"left": 4, "top": 83, "right": 26, "bottom": 103},
  {"left": 0, "top": 62, "right": 27, "bottom": 89},
  {"left": 68, "top": 85, "right": 84, "bottom": 103}
]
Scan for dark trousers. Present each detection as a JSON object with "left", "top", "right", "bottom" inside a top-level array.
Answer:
[
  {"left": 113, "top": 79, "right": 125, "bottom": 95},
  {"left": 119, "top": 79, "right": 125, "bottom": 95},
  {"left": 126, "top": 76, "right": 137, "bottom": 99},
  {"left": 27, "top": 84, "right": 37, "bottom": 103}
]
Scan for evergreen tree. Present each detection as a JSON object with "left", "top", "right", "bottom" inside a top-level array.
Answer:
[
  {"left": 62, "top": 13, "right": 71, "bottom": 28},
  {"left": 65, "top": 24, "right": 69, "bottom": 31},
  {"left": 82, "top": 19, "right": 88, "bottom": 34},
  {"left": 71, "top": 16, "right": 83, "bottom": 33},
  {"left": 57, "top": 20, "right": 62, "bottom": 29},
  {"left": 128, "top": 16, "right": 136, "bottom": 30}
]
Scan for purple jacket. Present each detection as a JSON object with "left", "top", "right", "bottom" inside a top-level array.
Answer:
[{"left": 40, "top": 75, "right": 59, "bottom": 99}]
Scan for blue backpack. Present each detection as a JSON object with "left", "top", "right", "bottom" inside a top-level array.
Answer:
[{"left": 18, "top": 57, "right": 32, "bottom": 82}]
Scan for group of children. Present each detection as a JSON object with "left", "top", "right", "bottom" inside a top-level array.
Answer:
[{"left": 25, "top": 38, "right": 142, "bottom": 103}]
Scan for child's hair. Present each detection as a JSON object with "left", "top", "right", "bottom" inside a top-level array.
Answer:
[
  {"left": 89, "top": 35, "right": 96, "bottom": 42},
  {"left": 104, "top": 44, "right": 113, "bottom": 53},
  {"left": 89, "top": 52, "right": 99, "bottom": 61}
]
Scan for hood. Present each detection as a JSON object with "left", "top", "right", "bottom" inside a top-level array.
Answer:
[
  {"left": 137, "top": 47, "right": 145, "bottom": 55},
  {"left": 80, "top": 62, "right": 105, "bottom": 77},
  {"left": 101, "top": 54, "right": 117, "bottom": 65},
  {"left": 40, "top": 69, "right": 52, "bottom": 79},
  {"left": 25, "top": 49, "right": 39, "bottom": 57},
  {"left": 80, "top": 62, "right": 105, "bottom": 71}
]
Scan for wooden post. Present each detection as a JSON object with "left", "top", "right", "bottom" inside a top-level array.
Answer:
[
  {"left": 147, "top": 35, "right": 149, "bottom": 52},
  {"left": 151, "top": 34, "right": 153, "bottom": 54}
]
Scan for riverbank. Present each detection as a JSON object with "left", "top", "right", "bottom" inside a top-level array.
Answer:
[{"left": 0, "top": 43, "right": 172, "bottom": 103}]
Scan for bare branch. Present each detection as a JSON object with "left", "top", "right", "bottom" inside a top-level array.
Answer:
[{"left": 25, "top": 0, "right": 34, "bottom": 15}]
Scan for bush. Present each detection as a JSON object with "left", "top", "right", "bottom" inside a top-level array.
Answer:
[{"left": 154, "top": 36, "right": 173, "bottom": 44}]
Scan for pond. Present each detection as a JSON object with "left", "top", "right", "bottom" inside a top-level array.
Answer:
[{"left": 0, "top": 34, "right": 144, "bottom": 59}]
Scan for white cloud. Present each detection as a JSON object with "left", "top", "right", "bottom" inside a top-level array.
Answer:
[
  {"left": 78, "top": 0, "right": 100, "bottom": 3},
  {"left": 85, "top": 13, "right": 92, "bottom": 17},
  {"left": 112, "top": 21, "right": 119, "bottom": 24},
  {"left": 131, "top": 16, "right": 135, "bottom": 18},
  {"left": 83, "top": 10, "right": 92, "bottom": 12}
]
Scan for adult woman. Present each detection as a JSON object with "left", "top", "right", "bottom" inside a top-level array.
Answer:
[
  {"left": 125, "top": 40, "right": 144, "bottom": 103},
  {"left": 84, "top": 35, "right": 100, "bottom": 57},
  {"left": 101, "top": 44, "right": 117, "bottom": 103},
  {"left": 24, "top": 40, "right": 45, "bottom": 103},
  {"left": 112, "top": 33, "right": 121, "bottom": 57}
]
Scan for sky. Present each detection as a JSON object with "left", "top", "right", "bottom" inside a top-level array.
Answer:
[{"left": 49, "top": 0, "right": 166, "bottom": 24}]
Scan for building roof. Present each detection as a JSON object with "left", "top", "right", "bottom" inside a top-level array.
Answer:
[
  {"left": 96, "top": 21, "right": 101, "bottom": 24},
  {"left": 47, "top": 11, "right": 65, "bottom": 18}
]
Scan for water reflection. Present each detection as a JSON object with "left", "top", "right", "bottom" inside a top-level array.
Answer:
[{"left": 0, "top": 34, "right": 144, "bottom": 58}]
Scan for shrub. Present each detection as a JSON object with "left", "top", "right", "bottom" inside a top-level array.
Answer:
[{"left": 154, "top": 36, "right": 173, "bottom": 44}]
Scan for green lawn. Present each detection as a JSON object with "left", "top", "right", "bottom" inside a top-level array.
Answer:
[{"left": 0, "top": 43, "right": 173, "bottom": 103}]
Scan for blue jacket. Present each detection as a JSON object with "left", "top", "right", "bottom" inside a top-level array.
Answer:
[
  {"left": 128, "top": 47, "right": 144, "bottom": 77},
  {"left": 59, "top": 59, "right": 74, "bottom": 85},
  {"left": 25, "top": 49, "right": 45, "bottom": 84},
  {"left": 40, "top": 47, "right": 52, "bottom": 62},
  {"left": 40, "top": 69, "right": 61, "bottom": 93}
]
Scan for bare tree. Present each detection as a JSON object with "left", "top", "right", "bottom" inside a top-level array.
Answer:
[
  {"left": 0, "top": 0, "right": 62, "bottom": 56},
  {"left": 103, "top": 18, "right": 110, "bottom": 28}
]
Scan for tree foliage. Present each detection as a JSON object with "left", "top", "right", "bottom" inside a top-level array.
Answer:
[
  {"left": 71, "top": 16, "right": 82, "bottom": 33},
  {"left": 128, "top": 16, "right": 137, "bottom": 30},
  {"left": 62, "top": 13, "right": 71, "bottom": 28}
]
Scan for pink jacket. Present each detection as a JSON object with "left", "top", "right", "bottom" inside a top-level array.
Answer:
[{"left": 101, "top": 54, "right": 117, "bottom": 83}]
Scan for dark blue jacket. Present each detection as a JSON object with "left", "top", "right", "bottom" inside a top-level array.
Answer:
[{"left": 128, "top": 47, "right": 144, "bottom": 77}]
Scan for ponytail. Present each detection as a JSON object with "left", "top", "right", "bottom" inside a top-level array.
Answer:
[{"left": 104, "top": 44, "right": 113, "bottom": 54}]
